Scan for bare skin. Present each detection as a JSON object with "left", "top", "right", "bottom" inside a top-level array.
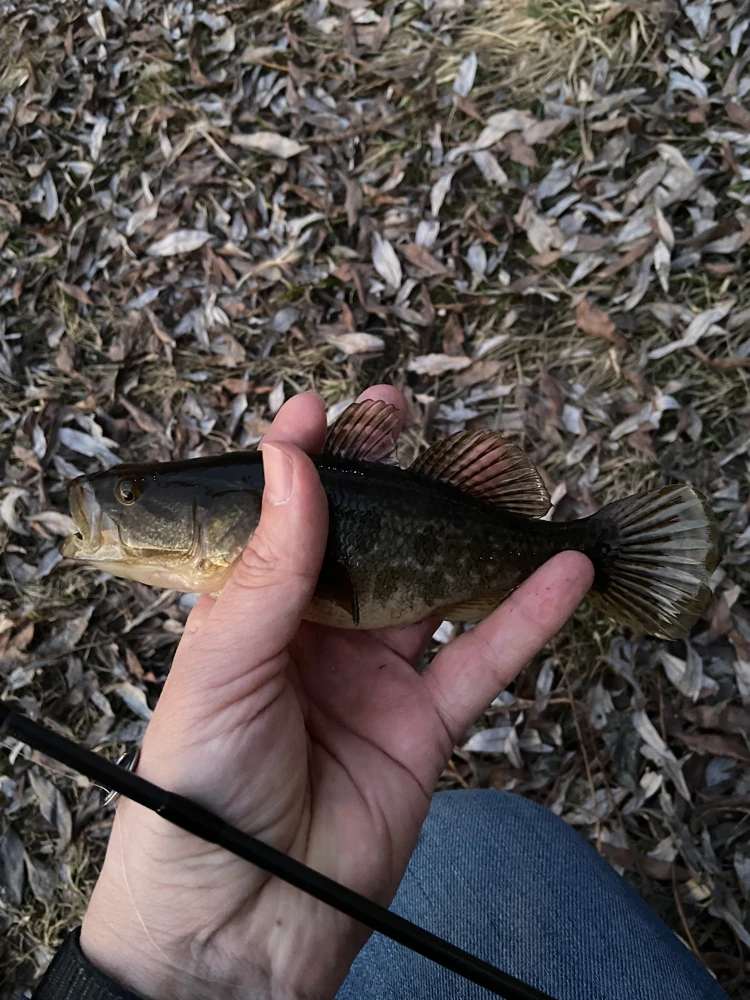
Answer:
[{"left": 80, "top": 385, "right": 594, "bottom": 1000}]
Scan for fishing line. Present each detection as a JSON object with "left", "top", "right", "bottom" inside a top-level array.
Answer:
[{"left": 0, "top": 700, "right": 555, "bottom": 1000}]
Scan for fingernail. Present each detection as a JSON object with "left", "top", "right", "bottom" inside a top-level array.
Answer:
[{"left": 261, "top": 443, "right": 294, "bottom": 505}]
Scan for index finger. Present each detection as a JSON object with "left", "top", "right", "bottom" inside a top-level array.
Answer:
[{"left": 423, "top": 551, "right": 594, "bottom": 744}]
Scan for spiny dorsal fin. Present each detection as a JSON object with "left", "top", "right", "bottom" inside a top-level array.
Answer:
[
  {"left": 325, "top": 399, "right": 399, "bottom": 464},
  {"left": 409, "top": 430, "right": 551, "bottom": 518}
]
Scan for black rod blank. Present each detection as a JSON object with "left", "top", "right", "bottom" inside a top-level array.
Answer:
[{"left": 0, "top": 701, "right": 555, "bottom": 1000}]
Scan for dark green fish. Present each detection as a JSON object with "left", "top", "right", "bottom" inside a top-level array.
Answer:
[{"left": 61, "top": 399, "right": 719, "bottom": 639}]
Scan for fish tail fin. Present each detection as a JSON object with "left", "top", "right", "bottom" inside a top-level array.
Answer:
[{"left": 586, "top": 484, "right": 719, "bottom": 639}]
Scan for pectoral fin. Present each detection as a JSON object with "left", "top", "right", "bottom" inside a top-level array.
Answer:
[{"left": 316, "top": 560, "right": 361, "bottom": 626}]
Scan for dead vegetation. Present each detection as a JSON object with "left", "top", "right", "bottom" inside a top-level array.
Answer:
[{"left": 1, "top": 0, "right": 749, "bottom": 995}]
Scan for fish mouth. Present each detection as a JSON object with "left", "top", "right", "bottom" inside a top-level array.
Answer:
[{"left": 61, "top": 480, "right": 126, "bottom": 562}]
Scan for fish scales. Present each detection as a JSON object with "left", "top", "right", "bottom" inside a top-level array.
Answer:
[{"left": 319, "top": 458, "right": 570, "bottom": 628}]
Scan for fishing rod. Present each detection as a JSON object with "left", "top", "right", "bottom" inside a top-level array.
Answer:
[{"left": 0, "top": 700, "right": 556, "bottom": 1000}]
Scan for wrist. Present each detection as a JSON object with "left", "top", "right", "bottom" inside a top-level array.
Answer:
[
  {"left": 80, "top": 917, "right": 273, "bottom": 1000},
  {"left": 80, "top": 892, "right": 347, "bottom": 1000}
]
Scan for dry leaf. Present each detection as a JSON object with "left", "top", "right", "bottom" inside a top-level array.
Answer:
[
  {"left": 0, "top": 829, "right": 25, "bottom": 907},
  {"left": 633, "top": 710, "right": 691, "bottom": 802},
  {"left": 28, "top": 511, "right": 77, "bottom": 536},
  {"left": 58, "top": 427, "right": 120, "bottom": 465},
  {"left": 371, "top": 231, "right": 402, "bottom": 289},
  {"left": 113, "top": 683, "right": 153, "bottom": 721},
  {"left": 679, "top": 732, "right": 750, "bottom": 764},
  {"left": 463, "top": 726, "right": 513, "bottom": 753},
  {"left": 442, "top": 313, "right": 465, "bottom": 356},
  {"left": 268, "top": 381, "right": 285, "bottom": 414},
  {"left": 323, "top": 332, "right": 385, "bottom": 355},
  {"left": 654, "top": 240, "right": 672, "bottom": 292},
  {"left": 453, "top": 52, "right": 477, "bottom": 97},
  {"left": 514, "top": 197, "right": 562, "bottom": 254},
  {"left": 57, "top": 281, "right": 93, "bottom": 306},
  {"left": 471, "top": 109, "right": 534, "bottom": 150},
  {"left": 575, "top": 299, "right": 627, "bottom": 349},
  {"left": 453, "top": 360, "right": 503, "bottom": 388},
  {"left": 407, "top": 354, "right": 473, "bottom": 376},
  {"left": 0, "top": 488, "right": 29, "bottom": 534},
  {"left": 658, "top": 647, "right": 704, "bottom": 701},
  {"left": 430, "top": 172, "right": 454, "bottom": 216},
  {"left": 401, "top": 242, "right": 449, "bottom": 276},
  {"left": 466, "top": 243, "right": 487, "bottom": 283},
  {"left": 29, "top": 171, "right": 59, "bottom": 221},
  {"left": 230, "top": 132, "right": 308, "bottom": 158},
  {"left": 471, "top": 150, "right": 509, "bottom": 186},
  {"left": 147, "top": 230, "right": 212, "bottom": 257},
  {"left": 648, "top": 300, "right": 735, "bottom": 359},
  {"left": 28, "top": 770, "right": 72, "bottom": 852}
]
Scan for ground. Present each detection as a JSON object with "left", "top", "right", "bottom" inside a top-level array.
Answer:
[{"left": 1, "top": 0, "right": 749, "bottom": 996}]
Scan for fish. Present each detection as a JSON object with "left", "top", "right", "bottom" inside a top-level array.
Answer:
[{"left": 60, "top": 398, "right": 719, "bottom": 639}]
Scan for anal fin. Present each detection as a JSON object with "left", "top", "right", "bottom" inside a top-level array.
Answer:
[{"left": 438, "top": 589, "right": 513, "bottom": 623}]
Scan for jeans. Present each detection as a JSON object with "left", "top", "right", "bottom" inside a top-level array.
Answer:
[{"left": 337, "top": 790, "right": 728, "bottom": 1000}]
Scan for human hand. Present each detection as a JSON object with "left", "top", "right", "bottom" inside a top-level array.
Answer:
[{"left": 80, "top": 385, "right": 594, "bottom": 1000}]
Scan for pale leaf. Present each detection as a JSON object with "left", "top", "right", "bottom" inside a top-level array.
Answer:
[
  {"left": 230, "top": 132, "right": 308, "bottom": 158},
  {"left": 471, "top": 151, "right": 509, "bottom": 186},
  {"left": 466, "top": 243, "right": 487, "bottom": 281},
  {"left": 147, "top": 230, "right": 212, "bottom": 257},
  {"left": 648, "top": 300, "right": 735, "bottom": 359},
  {"left": 658, "top": 647, "right": 704, "bottom": 702},
  {"left": 268, "top": 381, "right": 285, "bottom": 414},
  {"left": 415, "top": 220, "right": 440, "bottom": 248},
  {"left": 430, "top": 172, "right": 454, "bottom": 216},
  {"left": 453, "top": 52, "right": 477, "bottom": 97},
  {"left": 682, "top": 0, "right": 711, "bottom": 39},
  {"left": 654, "top": 240, "right": 672, "bottom": 293},
  {"left": 407, "top": 354, "right": 473, "bottom": 376},
  {"left": 28, "top": 511, "right": 78, "bottom": 536},
  {"left": 324, "top": 332, "right": 385, "bottom": 355},
  {"left": 372, "top": 232, "right": 402, "bottom": 288},
  {"left": 114, "top": 683, "right": 153, "bottom": 721},
  {"left": 58, "top": 427, "right": 120, "bottom": 466},
  {"left": 472, "top": 109, "right": 533, "bottom": 150},
  {"left": 633, "top": 710, "right": 691, "bottom": 802},
  {"left": 462, "top": 727, "right": 512, "bottom": 753},
  {"left": 0, "top": 488, "right": 29, "bottom": 534},
  {"left": 30, "top": 172, "right": 59, "bottom": 221}
]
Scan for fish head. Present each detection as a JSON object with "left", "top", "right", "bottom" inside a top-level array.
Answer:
[{"left": 61, "top": 463, "right": 261, "bottom": 592}]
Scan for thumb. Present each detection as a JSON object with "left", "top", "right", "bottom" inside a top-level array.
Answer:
[
  {"left": 185, "top": 440, "right": 328, "bottom": 674},
  {"left": 107, "top": 443, "right": 327, "bottom": 840}
]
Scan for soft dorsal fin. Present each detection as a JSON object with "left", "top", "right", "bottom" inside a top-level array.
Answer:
[
  {"left": 325, "top": 399, "right": 400, "bottom": 464},
  {"left": 409, "top": 430, "right": 551, "bottom": 518}
]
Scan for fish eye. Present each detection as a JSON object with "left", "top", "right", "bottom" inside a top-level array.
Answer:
[{"left": 115, "top": 478, "right": 143, "bottom": 505}]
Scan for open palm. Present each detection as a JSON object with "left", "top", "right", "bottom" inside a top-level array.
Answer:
[{"left": 81, "top": 386, "right": 593, "bottom": 1000}]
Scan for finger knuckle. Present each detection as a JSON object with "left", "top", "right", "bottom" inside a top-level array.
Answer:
[
  {"left": 471, "top": 628, "right": 502, "bottom": 673},
  {"left": 234, "top": 534, "right": 283, "bottom": 589},
  {"left": 233, "top": 534, "right": 316, "bottom": 593}
]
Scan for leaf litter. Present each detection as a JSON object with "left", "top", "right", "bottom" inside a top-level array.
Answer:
[{"left": 0, "top": 0, "right": 750, "bottom": 995}]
